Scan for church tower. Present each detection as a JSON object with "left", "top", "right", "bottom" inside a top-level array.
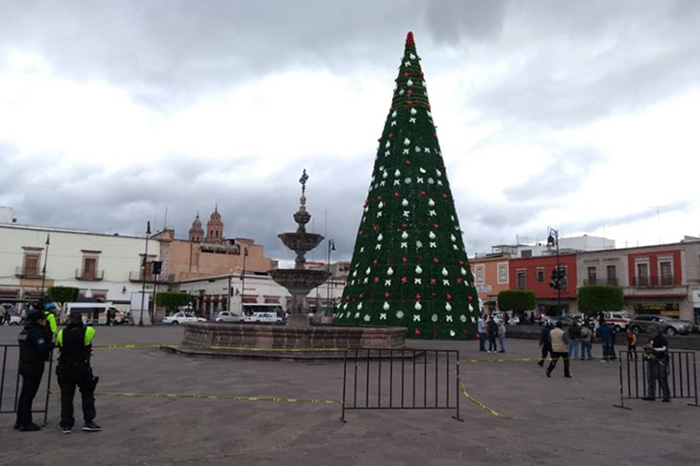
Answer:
[
  {"left": 205, "top": 206, "right": 224, "bottom": 244},
  {"left": 189, "top": 213, "right": 204, "bottom": 243}
]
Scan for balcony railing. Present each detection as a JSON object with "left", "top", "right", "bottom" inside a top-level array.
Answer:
[
  {"left": 129, "top": 271, "right": 174, "bottom": 284},
  {"left": 583, "top": 278, "right": 619, "bottom": 287},
  {"left": 15, "top": 266, "right": 41, "bottom": 278},
  {"left": 75, "top": 269, "right": 104, "bottom": 281},
  {"left": 633, "top": 275, "right": 675, "bottom": 288}
]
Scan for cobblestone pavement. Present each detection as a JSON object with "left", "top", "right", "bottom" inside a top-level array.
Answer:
[{"left": 1, "top": 325, "right": 699, "bottom": 465}]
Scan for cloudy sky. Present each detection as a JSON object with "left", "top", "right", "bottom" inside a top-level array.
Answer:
[{"left": 1, "top": 0, "right": 699, "bottom": 264}]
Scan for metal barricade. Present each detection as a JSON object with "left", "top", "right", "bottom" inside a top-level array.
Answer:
[
  {"left": 0, "top": 344, "right": 53, "bottom": 425},
  {"left": 614, "top": 350, "right": 700, "bottom": 410},
  {"left": 340, "top": 348, "right": 462, "bottom": 422}
]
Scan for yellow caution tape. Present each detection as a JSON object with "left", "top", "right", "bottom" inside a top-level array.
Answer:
[
  {"left": 49, "top": 389, "right": 340, "bottom": 405},
  {"left": 458, "top": 357, "right": 568, "bottom": 364},
  {"left": 458, "top": 378, "right": 516, "bottom": 420},
  {"left": 92, "top": 344, "right": 346, "bottom": 352}
]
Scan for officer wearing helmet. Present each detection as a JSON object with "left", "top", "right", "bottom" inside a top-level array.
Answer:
[
  {"left": 15, "top": 309, "right": 52, "bottom": 431},
  {"left": 56, "top": 309, "right": 101, "bottom": 433},
  {"left": 44, "top": 302, "right": 58, "bottom": 339}
]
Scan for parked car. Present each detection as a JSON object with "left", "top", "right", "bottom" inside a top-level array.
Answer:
[
  {"left": 628, "top": 315, "right": 692, "bottom": 336},
  {"left": 602, "top": 311, "right": 631, "bottom": 331},
  {"left": 7, "top": 315, "right": 22, "bottom": 325},
  {"left": 214, "top": 311, "right": 244, "bottom": 323},
  {"left": 559, "top": 314, "right": 584, "bottom": 327},
  {"left": 163, "top": 312, "right": 206, "bottom": 325},
  {"left": 244, "top": 312, "right": 284, "bottom": 324}
]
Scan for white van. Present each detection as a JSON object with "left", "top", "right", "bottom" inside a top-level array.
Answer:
[{"left": 65, "top": 302, "right": 128, "bottom": 325}]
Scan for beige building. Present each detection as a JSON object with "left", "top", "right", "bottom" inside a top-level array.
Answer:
[{"left": 153, "top": 209, "right": 273, "bottom": 284}]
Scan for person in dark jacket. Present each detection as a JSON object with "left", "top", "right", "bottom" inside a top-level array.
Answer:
[
  {"left": 486, "top": 317, "right": 498, "bottom": 353},
  {"left": 642, "top": 326, "right": 671, "bottom": 402},
  {"left": 15, "top": 310, "right": 52, "bottom": 431},
  {"left": 537, "top": 322, "right": 553, "bottom": 366},
  {"left": 56, "top": 311, "right": 101, "bottom": 433},
  {"left": 596, "top": 317, "right": 613, "bottom": 362}
]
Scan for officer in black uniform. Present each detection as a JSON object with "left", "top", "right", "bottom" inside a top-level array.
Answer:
[
  {"left": 56, "top": 310, "right": 101, "bottom": 433},
  {"left": 642, "top": 326, "right": 671, "bottom": 402},
  {"left": 15, "top": 310, "right": 52, "bottom": 431}
]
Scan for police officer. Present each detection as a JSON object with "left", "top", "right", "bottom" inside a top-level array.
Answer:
[
  {"left": 15, "top": 310, "right": 52, "bottom": 431},
  {"left": 642, "top": 326, "right": 671, "bottom": 402},
  {"left": 56, "top": 310, "right": 101, "bottom": 433},
  {"left": 44, "top": 302, "right": 58, "bottom": 339}
]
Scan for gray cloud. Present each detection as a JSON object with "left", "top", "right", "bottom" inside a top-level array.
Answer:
[{"left": 503, "top": 146, "right": 606, "bottom": 201}]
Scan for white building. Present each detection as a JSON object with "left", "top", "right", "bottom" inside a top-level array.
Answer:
[
  {"left": 0, "top": 222, "right": 161, "bottom": 311},
  {"left": 488, "top": 234, "right": 615, "bottom": 259}
]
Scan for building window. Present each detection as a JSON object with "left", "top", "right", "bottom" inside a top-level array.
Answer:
[
  {"left": 660, "top": 261, "right": 673, "bottom": 286},
  {"left": 475, "top": 265, "right": 484, "bottom": 284},
  {"left": 498, "top": 263, "right": 508, "bottom": 284},
  {"left": 521, "top": 250, "right": 532, "bottom": 258},
  {"left": 587, "top": 266, "right": 597, "bottom": 285},
  {"left": 516, "top": 270, "right": 526, "bottom": 290},
  {"left": 22, "top": 252, "right": 41, "bottom": 277},
  {"left": 536, "top": 269, "right": 544, "bottom": 283},
  {"left": 606, "top": 265, "right": 617, "bottom": 286},
  {"left": 636, "top": 262, "right": 649, "bottom": 286}
]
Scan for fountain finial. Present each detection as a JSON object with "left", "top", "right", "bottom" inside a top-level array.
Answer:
[{"left": 293, "top": 169, "right": 311, "bottom": 233}]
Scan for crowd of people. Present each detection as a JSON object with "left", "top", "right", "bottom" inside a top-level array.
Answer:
[{"left": 477, "top": 312, "right": 674, "bottom": 402}]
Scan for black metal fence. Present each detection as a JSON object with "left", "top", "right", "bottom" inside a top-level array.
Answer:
[
  {"left": 614, "top": 350, "right": 700, "bottom": 410},
  {"left": 0, "top": 344, "right": 52, "bottom": 425},
  {"left": 340, "top": 348, "right": 462, "bottom": 422}
]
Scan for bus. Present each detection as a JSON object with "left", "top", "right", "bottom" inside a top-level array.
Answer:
[{"left": 65, "top": 302, "right": 130, "bottom": 325}]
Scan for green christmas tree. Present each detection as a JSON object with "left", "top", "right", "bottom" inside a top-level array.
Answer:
[{"left": 333, "top": 32, "right": 481, "bottom": 340}]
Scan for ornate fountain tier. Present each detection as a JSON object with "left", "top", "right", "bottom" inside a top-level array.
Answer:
[
  {"left": 277, "top": 232, "right": 325, "bottom": 269},
  {"left": 269, "top": 268, "right": 331, "bottom": 327}
]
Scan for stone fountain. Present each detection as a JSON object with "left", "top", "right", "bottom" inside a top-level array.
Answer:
[
  {"left": 269, "top": 169, "right": 331, "bottom": 328},
  {"left": 177, "top": 170, "right": 406, "bottom": 356}
]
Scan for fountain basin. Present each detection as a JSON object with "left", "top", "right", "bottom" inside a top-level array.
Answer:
[
  {"left": 278, "top": 232, "right": 325, "bottom": 257},
  {"left": 269, "top": 269, "right": 331, "bottom": 293},
  {"left": 180, "top": 322, "right": 407, "bottom": 353}
]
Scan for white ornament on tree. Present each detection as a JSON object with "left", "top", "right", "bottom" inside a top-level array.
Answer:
[
  {"left": 402, "top": 199, "right": 409, "bottom": 207},
  {"left": 387, "top": 267, "right": 394, "bottom": 276},
  {"left": 415, "top": 265, "right": 423, "bottom": 274},
  {"left": 442, "top": 267, "right": 449, "bottom": 276},
  {"left": 445, "top": 303, "right": 452, "bottom": 312},
  {"left": 414, "top": 302, "right": 422, "bottom": 311},
  {"left": 401, "top": 231, "right": 409, "bottom": 239}
]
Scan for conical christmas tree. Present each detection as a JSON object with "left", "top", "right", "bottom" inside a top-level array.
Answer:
[{"left": 334, "top": 32, "right": 481, "bottom": 340}]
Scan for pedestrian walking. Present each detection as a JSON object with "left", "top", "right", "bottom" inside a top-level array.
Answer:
[
  {"left": 567, "top": 322, "right": 581, "bottom": 359},
  {"left": 56, "top": 311, "right": 102, "bottom": 433},
  {"left": 487, "top": 316, "right": 498, "bottom": 353},
  {"left": 497, "top": 319, "right": 506, "bottom": 353},
  {"left": 537, "top": 322, "right": 553, "bottom": 366},
  {"left": 596, "top": 317, "right": 613, "bottom": 362},
  {"left": 626, "top": 328, "right": 638, "bottom": 360},
  {"left": 579, "top": 322, "right": 593, "bottom": 360},
  {"left": 642, "top": 326, "right": 671, "bottom": 402},
  {"left": 546, "top": 321, "right": 572, "bottom": 378},
  {"left": 15, "top": 310, "right": 52, "bottom": 431},
  {"left": 477, "top": 315, "right": 487, "bottom": 352}
]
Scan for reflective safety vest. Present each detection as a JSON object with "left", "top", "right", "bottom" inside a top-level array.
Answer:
[
  {"left": 44, "top": 311, "right": 57, "bottom": 335},
  {"left": 57, "top": 325, "right": 95, "bottom": 364}
]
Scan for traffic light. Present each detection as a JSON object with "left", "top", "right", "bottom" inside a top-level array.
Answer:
[{"left": 549, "top": 267, "right": 566, "bottom": 290}]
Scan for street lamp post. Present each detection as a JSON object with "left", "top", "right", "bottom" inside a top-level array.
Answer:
[
  {"left": 239, "top": 248, "right": 248, "bottom": 315},
  {"left": 138, "top": 221, "right": 151, "bottom": 327},
  {"left": 547, "top": 227, "right": 562, "bottom": 316},
  {"left": 39, "top": 234, "right": 51, "bottom": 305},
  {"left": 326, "top": 239, "right": 335, "bottom": 315}
]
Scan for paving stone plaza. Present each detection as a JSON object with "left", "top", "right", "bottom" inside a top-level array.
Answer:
[{"left": 2, "top": 326, "right": 699, "bottom": 465}]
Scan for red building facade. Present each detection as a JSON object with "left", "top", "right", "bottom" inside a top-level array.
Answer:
[{"left": 508, "top": 254, "right": 578, "bottom": 315}]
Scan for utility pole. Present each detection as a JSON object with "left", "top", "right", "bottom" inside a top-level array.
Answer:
[{"left": 139, "top": 221, "right": 151, "bottom": 327}]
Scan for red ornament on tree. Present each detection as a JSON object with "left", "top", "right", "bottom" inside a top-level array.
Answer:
[
  {"left": 433, "top": 257, "right": 439, "bottom": 264},
  {"left": 401, "top": 277, "right": 408, "bottom": 284},
  {"left": 433, "top": 223, "right": 439, "bottom": 229},
  {"left": 394, "top": 192, "right": 399, "bottom": 198},
  {"left": 457, "top": 278, "right": 463, "bottom": 284},
  {"left": 402, "top": 257, "right": 408, "bottom": 263},
  {"left": 446, "top": 293, "right": 453, "bottom": 301},
  {"left": 414, "top": 328, "right": 421, "bottom": 337},
  {"left": 372, "top": 259, "right": 378, "bottom": 265},
  {"left": 374, "top": 277, "right": 379, "bottom": 283},
  {"left": 407, "top": 100, "right": 413, "bottom": 106},
  {"left": 405, "top": 160, "right": 411, "bottom": 166},
  {"left": 468, "top": 295, "right": 473, "bottom": 302},
  {"left": 420, "top": 191, "right": 426, "bottom": 196},
  {"left": 430, "top": 278, "right": 436, "bottom": 285},
  {"left": 458, "top": 260, "right": 464, "bottom": 266},
  {"left": 384, "top": 292, "right": 390, "bottom": 299},
  {"left": 415, "top": 293, "right": 422, "bottom": 301}
]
